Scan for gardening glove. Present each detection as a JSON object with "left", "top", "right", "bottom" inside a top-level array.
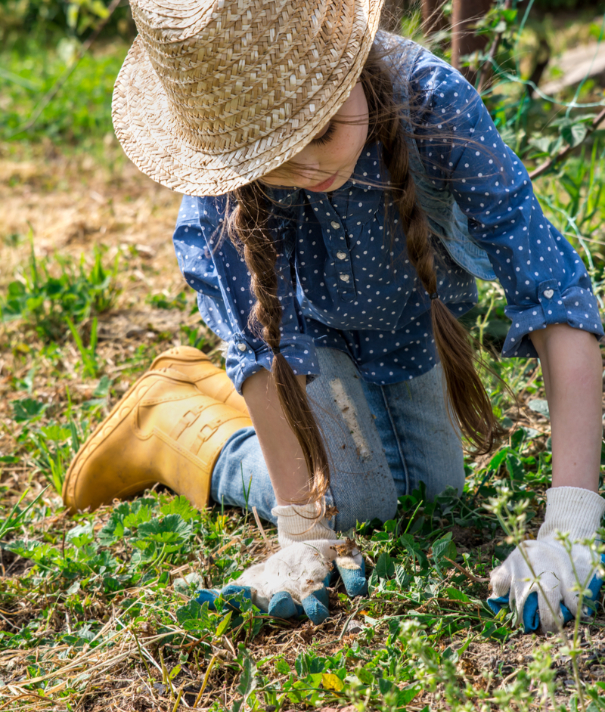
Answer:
[
  {"left": 196, "top": 503, "right": 366, "bottom": 625},
  {"left": 488, "top": 487, "right": 605, "bottom": 633}
]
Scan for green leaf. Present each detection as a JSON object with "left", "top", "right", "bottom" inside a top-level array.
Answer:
[
  {"left": 432, "top": 535, "right": 457, "bottom": 566},
  {"left": 12, "top": 398, "right": 47, "bottom": 422},
  {"left": 232, "top": 653, "right": 257, "bottom": 712},
  {"left": 99, "top": 517, "right": 125, "bottom": 546},
  {"left": 66, "top": 581, "right": 81, "bottom": 595},
  {"left": 160, "top": 495, "right": 200, "bottom": 521},
  {"left": 528, "top": 135, "right": 552, "bottom": 154},
  {"left": 395, "top": 564, "right": 410, "bottom": 589},
  {"left": 137, "top": 514, "right": 193, "bottom": 545},
  {"left": 66, "top": 522, "right": 95, "bottom": 547},
  {"left": 488, "top": 448, "right": 509, "bottom": 472},
  {"left": 92, "top": 375, "right": 111, "bottom": 398},
  {"left": 505, "top": 453, "right": 525, "bottom": 481},
  {"left": 176, "top": 600, "right": 212, "bottom": 631},
  {"left": 528, "top": 398, "right": 549, "bottom": 418},
  {"left": 561, "top": 122, "right": 587, "bottom": 148},
  {"left": 398, "top": 684, "right": 421, "bottom": 704},
  {"left": 275, "top": 659, "right": 290, "bottom": 675},
  {"left": 375, "top": 552, "right": 395, "bottom": 580},
  {"left": 123, "top": 505, "right": 153, "bottom": 529},
  {"left": 442, "top": 587, "right": 471, "bottom": 603},
  {"left": 215, "top": 611, "right": 232, "bottom": 637},
  {"left": 378, "top": 677, "right": 393, "bottom": 694},
  {"left": 0, "top": 455, "right": 19, "bottom": 464},
  {"left": 355, "top": 666, "right": 374, "bottom": 685},
  {"left": 399, "top": 533, "right": 428, "bottom": 569}
]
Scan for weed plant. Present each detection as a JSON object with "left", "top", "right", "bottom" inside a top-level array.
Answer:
[
  {"left": 0, "top": 240, "right": 120, "bottom": 342},
  {"left": 2, "top": 441, "right": 605, "bottom": 709}
]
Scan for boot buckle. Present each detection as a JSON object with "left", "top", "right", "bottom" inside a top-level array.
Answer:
[{"left": 191, "top": 423, "right": 219, "bottom": 454}]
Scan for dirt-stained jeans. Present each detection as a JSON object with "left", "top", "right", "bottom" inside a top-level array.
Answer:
[{"left": 211, "top": 347, "right": 465, "bottom": 532}]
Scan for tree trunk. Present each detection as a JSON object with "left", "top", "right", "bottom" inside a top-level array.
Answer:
[
  {"left": 451, "top": 0, "right": 493, "bottom": 83},
  {"left": 422, "top": 0, "right": 447, "bottom": 37}
]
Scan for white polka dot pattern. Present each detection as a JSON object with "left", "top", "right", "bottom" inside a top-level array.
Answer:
[{"left": 172, "top": 41, "right": 603, "bottom": 392}]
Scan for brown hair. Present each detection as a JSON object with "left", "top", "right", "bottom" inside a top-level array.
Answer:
[{"left": 225, "top": 39, "right": 500, "bottom": 502}]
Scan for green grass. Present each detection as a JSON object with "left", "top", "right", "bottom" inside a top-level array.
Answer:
[
  {"left": 0, "top": 241, "right": 121, "bottom": 343},
  {"left": 1, "top": 419, "right": 604, "bottom": 710},
  {"left": 0, "top": 37, "right": 128, "bottom": 144}
]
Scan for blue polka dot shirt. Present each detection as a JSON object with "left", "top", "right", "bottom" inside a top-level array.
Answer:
[{"left": 173, "top": 44, "right": 603, "bottom": 394}]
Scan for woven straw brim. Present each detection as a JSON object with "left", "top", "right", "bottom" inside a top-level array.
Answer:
[{"left": 112, "top": 0, "right": 383, "bottom": 197}]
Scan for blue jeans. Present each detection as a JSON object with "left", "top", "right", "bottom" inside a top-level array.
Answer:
[{"left": 211, "top": 348, "right": 464, "bottom": 532}]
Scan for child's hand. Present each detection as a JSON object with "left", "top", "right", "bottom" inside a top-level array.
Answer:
[
  {"left": 487, "top": 487, "right": 605, "bottom": 633},
  {"left": 488, "top": 538, "right": 603, "bottom": 632},
  {"left": 195, "top": 539, "right": 366, "bottom": 624},
  {"left": 195, "top": 502, "right": 367, "bottom": 624}
]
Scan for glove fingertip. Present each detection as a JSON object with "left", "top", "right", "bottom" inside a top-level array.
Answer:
[
  {"left": 268, "top": 591, "right": 298, "bottom": 619},
  {"left": 560, "top": 602, "right": 574, "bottom": 625},
  {"left": 341, "top": 569, "right": 368, "bottom": 597},
  {"left": 588, "top": 572, "right": 605, "bottom": 601},
  {"left": 195, "top": 589, "right": 220, "bottom": 610},
  {"left": 522, "top": 591, "right": 541, "bottom": 634},
  {"left": 314, "top": 585, "right": 330, "bottom": 609},
  {"left": 301, "top": 591, "right": 330, "bottom": 625},
  {"left": 489, "top": 566, "right": 512, "bottom": 598},
  {"left": 486, "top": 593, "right": 509, "bottom": 615},
  {"left": 336, "top": 558, "right": 367, "bottom": 597}
]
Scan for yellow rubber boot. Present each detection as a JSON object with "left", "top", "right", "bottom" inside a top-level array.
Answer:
[
  {"left": 150, "top": 345, "right": 248, "bottom": 414},
  {"left": 62, "top": 368, "right": 252, "bottom": 513}
]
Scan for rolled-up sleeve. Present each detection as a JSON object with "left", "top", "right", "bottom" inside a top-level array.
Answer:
[
  {"left": 173, "top": 195, "right": 320, "bottom": 392},
  {"left": 412, "top": 58, "right": 603, "bottom": 358}
]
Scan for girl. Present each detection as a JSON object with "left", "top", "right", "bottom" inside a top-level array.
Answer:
[{"left": 66, "top": 0, "right": 605, "bottom": 632}]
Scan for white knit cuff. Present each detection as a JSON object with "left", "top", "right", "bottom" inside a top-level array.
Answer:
[
  {"left": 272, "top": 502, "right": 336, "bottom": 548},
  {"left": 538, "top": 486, "right": 605, "bottom": 541}
]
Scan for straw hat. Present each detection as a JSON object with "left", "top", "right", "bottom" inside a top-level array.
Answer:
[{"left": 112, "top": 0, "right": 385, "bottom": 196}]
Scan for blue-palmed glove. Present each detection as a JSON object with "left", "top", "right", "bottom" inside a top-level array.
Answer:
[
  {"left": 488, "top": 487, "right": 605, "bottom": 633},
  {"left": 196, "top": 502, "right": 366, "bottom": 625}
]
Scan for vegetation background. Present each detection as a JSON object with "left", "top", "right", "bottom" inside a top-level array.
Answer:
[{"left": 2, "top": 0, "right": 605, "bottom": 710}]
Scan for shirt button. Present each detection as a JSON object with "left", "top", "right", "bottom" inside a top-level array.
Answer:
[
  {"left": 330, "top": 221, "right": 340, "bottom": 230},
  {"left": 237, "top": 343, "right": 247, "bottom": 352},
  {"left": 339, "top": 274, "right": 350, "bottom": 282},
  {"left": 543, "top": 289, "right": 554, "bottom": 299},
  {"left": 336, "top": 251, "right": 347, "bottom": 260}
]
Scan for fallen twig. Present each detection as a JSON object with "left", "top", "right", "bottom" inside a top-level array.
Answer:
[
  {"left": 338, "top": 603, "right": 364, "bottom": 641},
  {"left": 477, "top": 0, "right": 512, "bottom": 94},
  {"left": 252, "top": 506, "right": 275, "bottom": 552},
  {"left": 193, "top": 654, "right": 219, "bottom": 708},
  {"left": 444, "top": 557, "right": 490, "bottom": 583},
  {"left": 0, "top": 692, "right": 53, "bottom": 710}
]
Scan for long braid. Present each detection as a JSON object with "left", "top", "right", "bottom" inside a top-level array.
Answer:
[
  {"left": 221, "top": 42, "right": 499, "bottom": 506},
  {"left": 361, "top": 50, "right": 499, "bottom": 454},
  {"left": 227, "top": 183, "right": 331, "bottom": 499}
]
